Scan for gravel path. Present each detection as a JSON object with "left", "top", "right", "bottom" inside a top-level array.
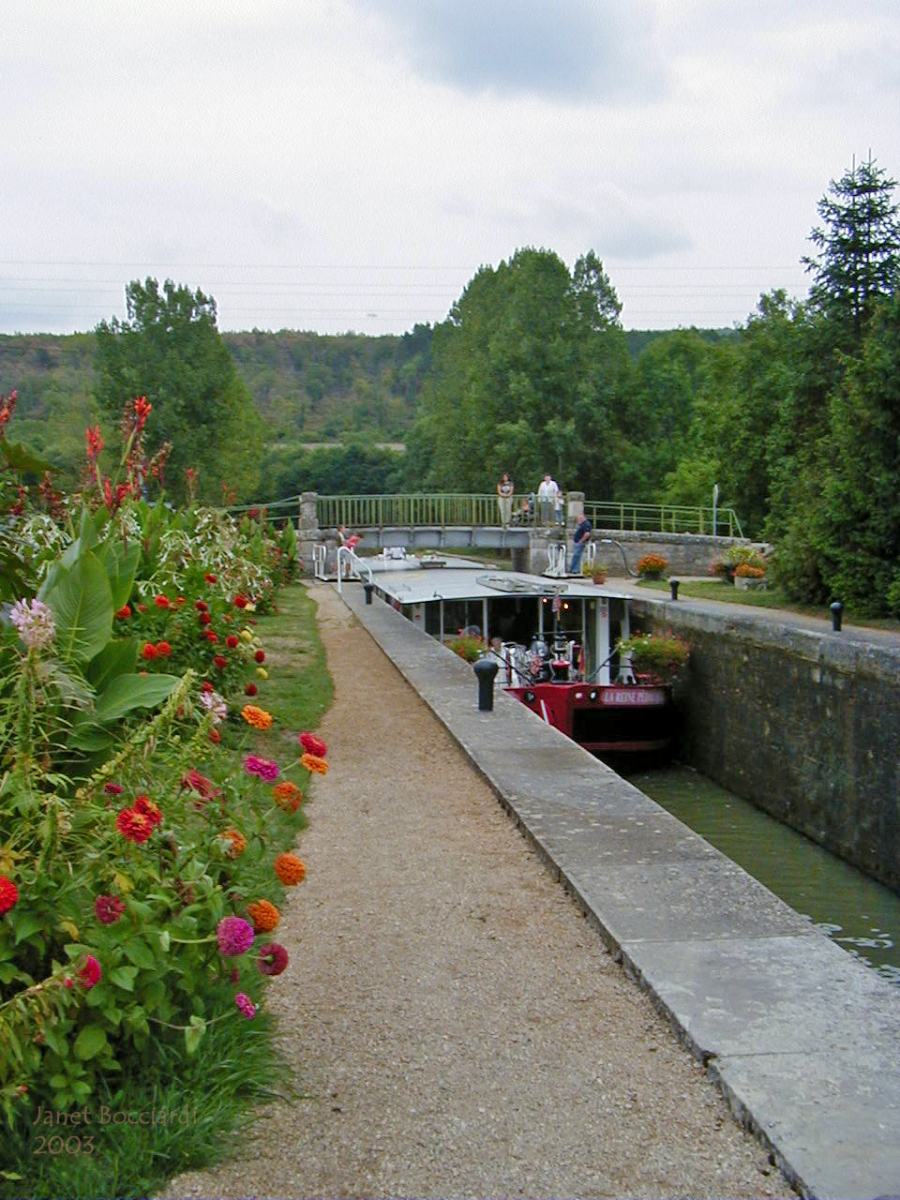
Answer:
[{"left": 164, "top": 584, "right": 792, "bottom": 1199}]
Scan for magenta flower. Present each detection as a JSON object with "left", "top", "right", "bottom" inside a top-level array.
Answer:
[
  {"left": 257, "top": 943, "right": 289, "bottom": 977},
  {"left": 243, "top": 754, "right": 279, "bottom": 782},
  {"left": 94, "top": 894, "right": 125, "bottom": 925},
  {"left": 235, "top": 991, "right": 257, "bottom": 1019},
  {"left": 216, "top": 916, "right": 255, "bottom": 957},
  {"left": 77, "top": 955, "right": 102, "bottom": 989}
]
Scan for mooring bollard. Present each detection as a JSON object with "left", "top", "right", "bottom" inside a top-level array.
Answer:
[
  {"left": 670, "top": 578, "right": 680, "bottom": 601},
  {"left": 363, "top": 582, "right": 374, "bottom": 605},
  {"left": 830, "top": 600, "right": 843, "bottom": 632},
  {"left": 473, "top": 656, "right": 499, "bottom": 712}
]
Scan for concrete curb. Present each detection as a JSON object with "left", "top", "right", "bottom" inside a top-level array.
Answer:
[{"left": 332, "top": 581, "right": 900, "bottom": 1200}]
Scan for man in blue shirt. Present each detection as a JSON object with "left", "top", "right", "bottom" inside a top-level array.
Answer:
[{"left": 569, "top": 515, "right": 592, "bottom": 574}]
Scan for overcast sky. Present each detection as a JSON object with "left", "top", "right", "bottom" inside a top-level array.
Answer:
[{"left": 2, "top": 0, "right": 898, "bottom": 337}]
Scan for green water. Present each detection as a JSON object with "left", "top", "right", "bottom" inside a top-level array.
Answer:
[{"left": 627, "top": 764, "right": 900, "bottom": 987}]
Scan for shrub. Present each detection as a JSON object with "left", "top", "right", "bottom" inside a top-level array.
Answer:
[
  {"left": 636, "top": 553, "right": 668, "bottom": 579},
  {"left": 446, "top": 632, "right": 483, "bottom": 662},
  {"left": 616, "top": 631, "right": 690, "bottom": 680}
]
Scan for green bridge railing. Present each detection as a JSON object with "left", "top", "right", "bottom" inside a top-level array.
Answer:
[{"left": 313, "top": 494, "right": 743, "bottom": 538}]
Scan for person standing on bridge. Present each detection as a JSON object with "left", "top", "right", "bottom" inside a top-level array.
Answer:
[
  {"left": 569, "top": 513, "right": 592, "bottom": 575},
  {"left": 537, "top": 473, "right": 559, "bottom": 525},
  {"left": 497, "top": 472, "right": 515, "bottom": 528}
]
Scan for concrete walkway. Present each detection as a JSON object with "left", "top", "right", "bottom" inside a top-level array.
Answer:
[{"left": 339, "top": 580, "right": 900, "bottom": 1200}]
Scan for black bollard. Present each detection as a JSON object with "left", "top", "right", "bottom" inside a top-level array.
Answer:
[
  {"left": 669, "top": 578, "right": 680, "bottom": 601},
  {"left": 363, "top": 582, "right": 374, "bottom": 605},
  {"left": 473, "top": 656, "right": 499, "bottom": 712},
  {"left": 830, "top": 600, "right": 843, "bottom": 632}
]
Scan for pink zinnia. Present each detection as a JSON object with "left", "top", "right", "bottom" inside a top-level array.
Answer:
[
  {"left": 216, "top": 916, "right": 255, "bottom": 957},
  {"left": 235, "top": 991, "right": 257, "bottom": 1019},
  {"left": 298, "top": 732, "right": 327, "bottom": 758},
  {"left": 103, "top": 782, "right": 124, "bottom": 795},
  {"left": 257, "top": 943, "right": 289, "bottom": 977},
  {"left": 94, "top": 894, "right": 125, "bottom": 925},
  {"left": 243, "top": 755, "right": 279, "bottom": 782},
  {"left": 77, "top": 955, "right": 102, "bottom": 989}
]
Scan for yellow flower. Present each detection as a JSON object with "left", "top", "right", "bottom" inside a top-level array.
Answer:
[
  {"left": 240, "top": 629, "right": 253, "bottom": 643},
  {"left": 244, "top": 602, "right": 257, "bottom": 613},
  {"left": 257, "top": 667, "right": 268, "bottom": 679}
]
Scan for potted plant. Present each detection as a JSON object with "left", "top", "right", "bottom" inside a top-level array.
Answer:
[
  {"left": 615, "top": 630, "right": 690, "bottom": 683},
  {"left": 636, "top": 553, "right": 668, "bottom": 580},
  {"left": 582, "top": 559, "right": 607, "bottom": 585}
]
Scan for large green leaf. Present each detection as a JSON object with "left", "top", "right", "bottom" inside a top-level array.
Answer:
[
  {"left": 66, "top": 725, "right": 113, "bottom": 753},
  {"left": 60, "top": 507, "right": 100, "bottom": 569},
  {"left": 95, "top": 539, "right": 141, "bottom": 611},
  {"left": 91, "top": 673, "right": 178, "bottom": 723},
  {"left": 42, "top": 551, "right": 113, "bottom": 664},
  {"left": 86, "top": 638, "right": 139, "bottom": 690},
  {"left": 74, "top": 1025, "right": 108, "bottom": 1061}
]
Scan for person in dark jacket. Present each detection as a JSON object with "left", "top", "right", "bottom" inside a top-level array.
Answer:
[{"left": 569, "top": 515, "right": 592, "bottom": 574}]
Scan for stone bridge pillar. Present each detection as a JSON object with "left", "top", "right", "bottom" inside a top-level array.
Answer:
[{"left": 298, "top": 491, "right": 320, "bottom": 576}]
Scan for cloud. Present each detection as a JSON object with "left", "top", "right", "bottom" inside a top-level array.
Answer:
[{"left": 351, "top": 0, "right": 667, "bottom": 101}]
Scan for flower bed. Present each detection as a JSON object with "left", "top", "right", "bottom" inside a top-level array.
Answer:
[
  {"left": 615, "top": 630, "right": 690, "bottom": 681},
  {"left": 0, "top": 396, "right": 324, "bottom": 1190}
]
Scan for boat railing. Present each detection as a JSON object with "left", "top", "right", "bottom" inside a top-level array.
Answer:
[{"left": 336, "top": 546, "right": 373, "bottom": 594}]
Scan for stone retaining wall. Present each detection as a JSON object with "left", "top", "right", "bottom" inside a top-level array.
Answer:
[
  {"left": 592, "top": 530, "right": 764, "bottom": 578},
  {"left": 631, "top": 601, "right": 900, "bottom": 893}
]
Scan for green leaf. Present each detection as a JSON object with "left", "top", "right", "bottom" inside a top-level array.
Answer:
[
  {"left": 86, "top": 638, "right": 139, "bottom": 690},
  {"left": 41, "top": 551, "right": 114, "bottom": 664},
  {"left": 12, "top": 912, "right": 46, "bottom": 944},
  {"left": 91, "top": 673, "right": 179, "bottom": 723},
  {"left": 108, "top": 965, "right": 138, "bottom": 992},
  {"left": 158, "top": 930, "right": 170, "bottom": 952},
  {"left": 95, "top": 539, "right": 141, "bottom": 612},
  {"left": 123, "top": 938, "right": 156, "bottom": 970},
  {"left": 66, "top": 724, "right": 114, "bottom": 753},
  {"left": 73, "top": 1025, "right": 108, "bottom": 1061}
]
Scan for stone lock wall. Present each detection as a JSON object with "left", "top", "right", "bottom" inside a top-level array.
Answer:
[{"left": 632, "top": 601, "right": 900, "bottom": 893}]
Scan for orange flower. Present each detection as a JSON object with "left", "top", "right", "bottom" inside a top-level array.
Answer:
[
  {"left": 221, "top": 829, "right": 247, "bottom": 858},
  {"left": 241, "top": 704, "right": 273, "bottom": 731},
  {"left": 247, "top": 899, "right": 280, "bottom": 933},
  {"left": 274, "top": 852, "right": 306, "bottom": 886},
  {"left": 301, "top": 752, "right": 329, "bottom": 776},
  {"left": 272, "top": 781, "right": 303, "bottom": 812}
]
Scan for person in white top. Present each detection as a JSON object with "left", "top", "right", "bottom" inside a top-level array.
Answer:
[{"left": 537, "top": 473, "right": 559, "bottom": 525}]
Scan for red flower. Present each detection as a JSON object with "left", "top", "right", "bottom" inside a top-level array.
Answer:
[
  {"left": 205, "top": 630, "right": 219, "bottom": 643},
  {"left": 254, "top": 650, "right": 265, "bottom": 663},
  {"left": 155, "top": 641, "right": 172, "bottom": 657},
  {"left": 94, "top": 894, "right": 125, "bottom": 925},
  {"left": 234, "top": 595, "right": 248, "bottom": 609},
  {"left": 226, "top": 635, "right": 239, "bottom": 649},
  {"left": 199, "top": 612, "right": 212, "bottom": 626},
  {"left": 201, "top": 680, "right": 214, "bottom": 693},
  {"left": 0, "top": 876, "right": 19, "bottom": 915},
  {"left": 257, "top": 942, "right": 289, "bottom": 976},
  {"left": 154, "top": 595, "right": 170, "bottom": 609},
  {"left": 85, "top": 426, "right": 104, "bottom": 463},
  {"left": 103, "top": 782, "right": 124, "bottom": 795},
  {"left": 209, "top": 728, "right": 221, "bottom": 744},
  {"left": 141, "top": 643, "right": 158, "bottom": 661},
  {"left": 244, "top": 683, "right": 258, "bottom": 697},
  {"left": 298, "top": 731, "right": 327, "bottom": 758},
  {"left": 115, "top": 605, "right": 131, "bottom": 620},
  {"left": 195, "top": 600, "right": 208, "bottom": 612},
  {"left": 137, "top": 603, "right": 148, "bottom": 613},
  {"left": 214, "top": 655, "right": 227, "bottom": 670},
  {"left": 181, "top": 769, "right": 222, "bottom": 799},
  {"left": 116, "top": 807, "right": 153, "bottom": 844},
  {"left": 205, "top": 573, "right": 217, "bottom": 584},
  {"left": 77, "top": 956, "right": 102, "bottom": 989},
  {"left": 133, "top": 395, "right": 152, "bottom": 432},
  {"left": 133, "top": 794, "right": 162, "bottom": 827},
  {"left": 175, "top": 596, "right": 186, "bottom": 605}
]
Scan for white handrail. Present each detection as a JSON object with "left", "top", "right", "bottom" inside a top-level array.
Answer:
[{"left": 336, "top": 546, "right": 373, "bottom": 594}]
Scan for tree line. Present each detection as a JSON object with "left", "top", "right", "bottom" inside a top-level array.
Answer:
[{"left": 1, "top": 157, "right": 897, "bottom": 614}]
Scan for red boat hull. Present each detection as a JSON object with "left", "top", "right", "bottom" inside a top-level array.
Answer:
[{"left": 506, "top": 681, "right": 674, "bottom": 756}]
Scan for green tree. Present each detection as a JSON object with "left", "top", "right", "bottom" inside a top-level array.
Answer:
[
  {"left": 803, "top": 156, "right": 900, "bottom": 346},
  {"left": 95, "top": 279, "right": 262, "bottom": 503}
]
